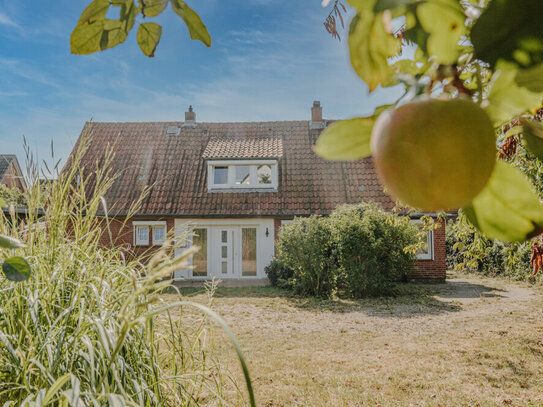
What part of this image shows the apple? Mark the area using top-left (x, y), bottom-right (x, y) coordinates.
top-left (370, 98), bottom-right (496, 211)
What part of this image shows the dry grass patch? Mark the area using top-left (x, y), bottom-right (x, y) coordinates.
top-left (164, 274), bottom-right (543, 406)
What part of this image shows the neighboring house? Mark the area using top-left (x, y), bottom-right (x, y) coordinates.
top-left (0, 154), bottom-right (26, 192)
top-left (74, 102), bottom-right (446, 281)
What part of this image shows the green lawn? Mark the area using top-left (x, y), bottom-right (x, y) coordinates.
top-left (164, 273), bottom-right (543, 406)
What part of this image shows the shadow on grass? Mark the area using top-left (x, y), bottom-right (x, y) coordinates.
top-left (171, 280), bottom-right (509, 318)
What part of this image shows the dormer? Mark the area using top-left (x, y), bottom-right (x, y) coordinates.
top-left (203, 136), bottom-right (283, 192)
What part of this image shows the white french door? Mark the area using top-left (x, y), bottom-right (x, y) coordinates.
top-left (214, 228), bottom-right (235, 277)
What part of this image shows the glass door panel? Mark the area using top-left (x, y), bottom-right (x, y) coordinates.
top-left (241, 228), bottom-right (257, 276)
top-left (192, 228), bottom-right (207, 277)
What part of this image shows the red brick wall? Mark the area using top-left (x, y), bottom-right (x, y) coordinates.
top-left (410, 220), bottom-right (446, 280)
top-left (1, 163), bottom-right (25, 192)
top-left (98, 216), bottom-right (175, 260)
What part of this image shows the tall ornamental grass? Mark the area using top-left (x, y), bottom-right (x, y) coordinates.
top-left (0, 140), bottom-right (254, 406)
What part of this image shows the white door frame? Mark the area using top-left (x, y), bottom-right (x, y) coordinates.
top-left (174, 218), bottom-right (275, 280)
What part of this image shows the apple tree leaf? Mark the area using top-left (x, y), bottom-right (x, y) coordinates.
top-left (314, 117), bottom-right (375, 161)
top-left (137, 22), bottom-right (162, 57)
top-left (416, 0), bottom-right (466, 65)
top-left (0, 235), bottom-right (25, 249)
top-left (522, 120), bottom-right (543, 161)
top-left (471, 0), bottom-right (543, 70)
top-left (141, 0), bottom-right (168, 17)
top-left (484, 61), bottom-right (542, 124)
top-left (171, 0), bottom-right (211, 47)
top-left (348, 8), bottom-right (401, 92)
top-left (515, 62), bottom-right (543, 93)
top-left (2, 256), bottom-right (31, 282)
top-left (464, 161), bottom-right (543, 242)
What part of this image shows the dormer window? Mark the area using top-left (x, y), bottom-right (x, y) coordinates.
top-left (208, 160), bottom-right (278, 191)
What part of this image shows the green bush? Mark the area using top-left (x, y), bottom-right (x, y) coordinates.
top-left (274, 204), bottom-right (419, 298)
top-left (265, 258), bottom-right (293, 288)
top-left (446, 212), bottom-right (532, 280)
top-left (275, 216), bottom-right (337, 297)
top-left (331, 204), bottom-right (418, 297)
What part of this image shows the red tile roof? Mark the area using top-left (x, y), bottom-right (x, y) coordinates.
top-left (203, 136), bottom-right (283, 159)
top-left (76, 120), bottom-right (395, 216)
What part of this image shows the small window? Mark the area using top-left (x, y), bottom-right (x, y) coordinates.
top-left (214, 166), bottom-right (228, 184)
top-left (152, 226), bottom-right (166, 245)
top-left (134, 221), bottom-right (166, 247)
top-left (208, 160), bottom-right (277, 191)
top-left (135, 226), bottom-right (149, 246)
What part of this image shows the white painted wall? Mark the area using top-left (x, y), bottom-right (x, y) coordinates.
top-left (173, 218), bottom-right (275, 280)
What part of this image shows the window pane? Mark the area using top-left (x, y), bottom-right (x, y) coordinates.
top-left (137, 226), bottom-right (149, 244)
top-left (222, 261), bottom-right (228, 274)
top-left (235, 165), bottom-right (251, 185)
top-left (192, 228), bottom-right (207, 276)
top-left (153, 226), bottom-right (165, 244)
top-left (221, 230), bottom-right (228, 243)
top-left (214, 167), bottom-right (228, 184)
top-left (222, 246), bottom-right (227, 258)
top-left (242, 228), bottom-right (257, 276)
top-left (257, 165), bottom-right (272, 184)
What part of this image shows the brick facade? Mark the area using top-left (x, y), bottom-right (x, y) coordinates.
top-left (411, 220), bottom-right (446, 280)
top-left (100, 216), bottom-right (445, 280)
top-left (1, 162), bottom-right (25, 192)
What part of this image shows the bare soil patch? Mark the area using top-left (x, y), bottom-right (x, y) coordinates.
top-left (165, 273), bottom-right (543, 406)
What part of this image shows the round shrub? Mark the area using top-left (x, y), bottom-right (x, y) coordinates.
top-left (265, 258), bottom-right (293, 288)
top-left (330, 204), bottom-right (418, 297)
top-left (275, 216), bottom-right (337, 298)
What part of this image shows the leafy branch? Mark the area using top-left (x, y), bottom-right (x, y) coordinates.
top-left (71, 0), bottom-right (211, 57)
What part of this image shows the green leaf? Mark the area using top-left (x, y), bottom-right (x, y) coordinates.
top-left (71, 17), bottom-right (106, 55)
top-left (464, 161), bottom-right (543, 242)
top-left (416, 0), bottom-right (466, 64)
top-left (141, 0), bottom-right (168, 17)
top-left (0, 234), bottom-right (25, 249)
top-left (72, 0), bottom-right (138, 54)
top-left (349, 9), bottom-right (401, 91)
top-left (137, 22), bottom-right (162, 57)
top-left (76, 0), bottom-right (110, 25)
top-left (471, 0), bottom-right (543, 70)
top-left (2, 256), bottom-right (31, 282)
top-left (522, 120), bottom-right (543, 160)
top-left (100, 19), bottom-right (129, 50)
top-left (515, 62), bottom-right (543, 92)
top-left (170, 0), bottom-right (211, 47)
top-left (314, 117), bottom-right (375, 161)
top-left (484, 61), bottom-right (542, 124)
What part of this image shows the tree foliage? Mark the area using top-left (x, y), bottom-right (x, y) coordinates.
top-left (316, 0), bottom-right (543, 243)
top-left (71, 0), bottom-right (211, 57)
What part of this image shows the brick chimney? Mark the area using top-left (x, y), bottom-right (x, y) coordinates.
top-left (184, 105), bottom-right (196, 127)
top-left (310, 101), bottom-right (324, 129)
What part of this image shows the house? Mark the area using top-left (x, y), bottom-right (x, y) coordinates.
top-left (0, 154), bottom-right (26, 192)
top-left (74, 102), bottom-right (446, 281)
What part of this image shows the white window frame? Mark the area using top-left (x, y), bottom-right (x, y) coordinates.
top-left (207, 160), bottom-right (278, 191)
top-left (133, 221), bottom-right (167, 246)
top-left (411, 219), bottom-right (434, 260)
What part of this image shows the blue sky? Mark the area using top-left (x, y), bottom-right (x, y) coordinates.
top-left (0, 0), bottom-right (402, 172)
